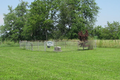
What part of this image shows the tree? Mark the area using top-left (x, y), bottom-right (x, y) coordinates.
top-left (22, 0), bottom-right (54, 40)
top-left (14, 0), bottom-right (28, 41)
top-left (56, 0), bottom-right (99, 39)
top-left (1, 6), bottom-right (16, 41)
top-left (94, 25), bottom-right (103, 39)
top-left (94, 21), bottom-right (120, 39)
top-left (0, 1), bottom-right (28, 41)
top-left (106, 21), bottom-right (120, 39)
top-left (0, 0), bottom-right (100, 41)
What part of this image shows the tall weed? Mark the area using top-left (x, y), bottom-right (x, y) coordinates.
top-left (0, 40), bottom-right (19, 47)
top-left (96, 40), bottom-right (120, 48)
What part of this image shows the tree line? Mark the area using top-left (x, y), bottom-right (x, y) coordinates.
top-left (94, 21), bottom-right (120, 39)
top-left (0, 0), bottom-right (101, 41)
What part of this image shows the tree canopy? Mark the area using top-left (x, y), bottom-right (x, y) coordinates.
top-left (0, 0), bottom-right (100, 41)
top-left (0, 1), bottom-right (28, 41)
top-left (94, 21), bottom-right (120, 39)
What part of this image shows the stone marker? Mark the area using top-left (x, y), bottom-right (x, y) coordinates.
top-left (54, 46), bottom-right (61, 52)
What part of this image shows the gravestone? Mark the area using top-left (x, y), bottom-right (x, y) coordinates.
top-left (54, 46), bottom-right (61, 52)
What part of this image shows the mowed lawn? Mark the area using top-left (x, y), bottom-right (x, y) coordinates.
top-left (0, 47), bottom-right (120, 80)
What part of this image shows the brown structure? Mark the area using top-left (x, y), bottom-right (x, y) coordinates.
top-left (78, 30), bottom-right (89, 50)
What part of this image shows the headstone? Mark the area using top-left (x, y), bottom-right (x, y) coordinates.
top-left (54, 46), bottom-right (61, 52)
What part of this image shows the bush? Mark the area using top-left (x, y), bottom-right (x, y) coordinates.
top-left (88, 40), bottom-right (94, 50)
top-left (0, 40), bottom-right (19, 47)
top-left (87, 37), bottom-right (94, 50)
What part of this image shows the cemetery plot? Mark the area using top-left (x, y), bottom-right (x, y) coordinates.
top-left (19, 40), bottom-right (80, 51)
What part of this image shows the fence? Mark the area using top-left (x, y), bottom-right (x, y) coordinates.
top-left (19, 40), bottom-right (78, 51)
top-left (19, 40), bottom-right (97, 51)
top-left (19, 40), bottom-right (77, 51)
top-left (19, 41), bottom-right (45, 51)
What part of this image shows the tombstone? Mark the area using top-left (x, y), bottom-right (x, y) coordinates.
top-left (54, 46), bottom-right (61, 52)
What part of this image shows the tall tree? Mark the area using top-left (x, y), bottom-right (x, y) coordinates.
top-left (0, 0), bottom-right (100, 41)
top-left (0, 1), bottom-right (28, 41)
top-left (14, 0), bottom-right (28, 41)
top-left (1, 6), bottom-right (16, 41)
top-left (22, 0), bottom-right (54, 40)
top-left (56, 0), bottom-right (99, 39)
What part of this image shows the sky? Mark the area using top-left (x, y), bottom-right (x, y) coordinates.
top-left (0, 0), bottom-right (120, 27)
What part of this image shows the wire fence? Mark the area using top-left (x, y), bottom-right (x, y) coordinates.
top-left (19, 40), bottom-right (80, 51)
top-left (1, 39), bottom-right (120, 49)
top-left (19, 40), bottom-right (96, 51)
top-left (19, 41), bottom-right (45, 51)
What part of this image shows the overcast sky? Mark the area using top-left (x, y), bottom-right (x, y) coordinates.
top-left (0, 0), bottom-right (120, 27)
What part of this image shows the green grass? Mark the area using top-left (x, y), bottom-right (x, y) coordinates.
top-left (0, 47), bottom-right (120, 80)
top-left (96, 40), bottom-right (120, 48)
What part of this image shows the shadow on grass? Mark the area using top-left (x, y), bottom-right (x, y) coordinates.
top-left (19, 47), bottom-right (93, 53)
top-left (77, 49), bottom-right (89, 51)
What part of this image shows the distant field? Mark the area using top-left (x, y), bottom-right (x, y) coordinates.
top-left (96, 40), bottom-right (120, 48)
top-left (0, 47), bottom-right (120, 80)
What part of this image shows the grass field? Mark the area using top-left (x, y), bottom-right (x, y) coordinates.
top-left (96, 40), bottom-right (120, 48)
top-left (0, 46), bottom-right (120, 80)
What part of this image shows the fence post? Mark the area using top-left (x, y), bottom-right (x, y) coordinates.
top-left (1, 39), bottom-right (2, 45)
top-left (65, 41), bottom-right (66, 48)
top-left (56, 41), bottom-right (57, 47)
top-left (25, 41), bottom-right (27, 50)
top-left (31, 43), bottom-right (33, 51)
top-left (19, 40), bottom-right (21, 48)
top-left (78, 41), bottom-right (79, 50)
top-left (44, 41), bottom-right (46, 51)
top-left (95, 40), bottom-right (96, 49)
top-left (38, 41), bottom-right (39, 51)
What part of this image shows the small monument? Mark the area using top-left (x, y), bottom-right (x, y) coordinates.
top-left (54, 46), bottom-right (61, 52)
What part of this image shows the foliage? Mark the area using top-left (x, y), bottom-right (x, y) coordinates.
top-left (0, 40), bottom-right (19, 47)
top-left (22, 0), bottom-right (54, 40)
top-left (57, 0), bottom-right (99, 39)
top-left (94, 21), bottom-right (120, 39)
top-left (87, 37), bottom-right (94, 49)
top-left (0, 1), bottom-right (28, 41)
top-left (0, 0), bottom-right (99, 41)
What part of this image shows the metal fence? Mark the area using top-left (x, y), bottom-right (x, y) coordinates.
top-left (19, 41), bottom-right (45, 51)
top-left (19, 40), bottom-right (97, 51)
top-left (19, 40), bottom-right (81, 51)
